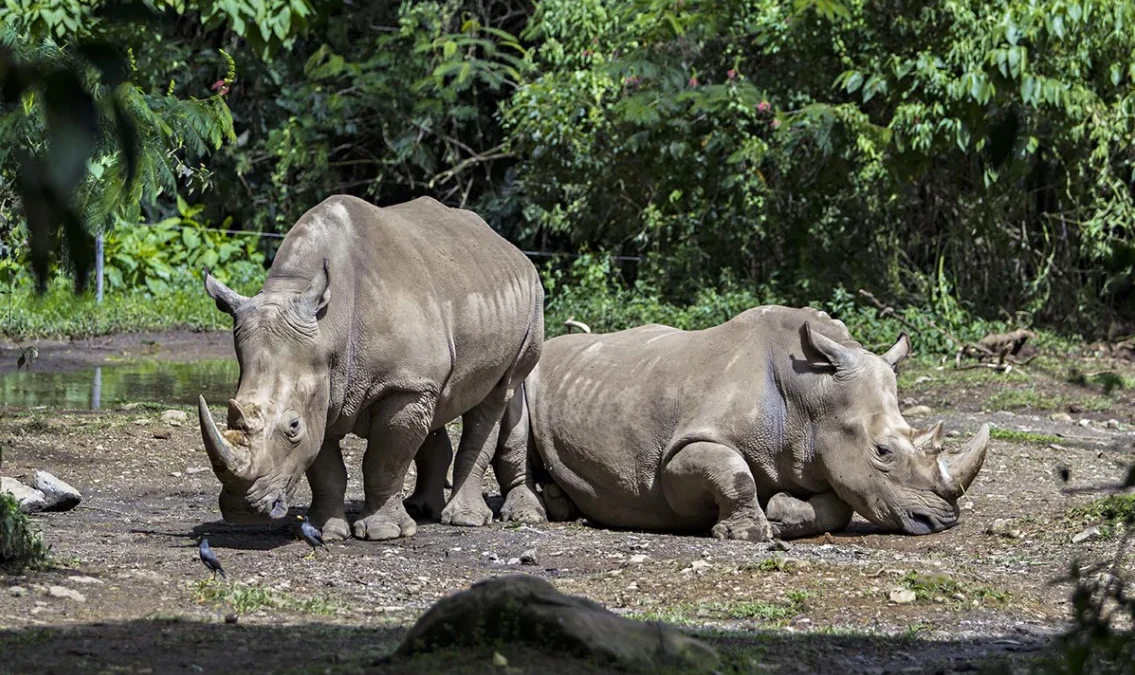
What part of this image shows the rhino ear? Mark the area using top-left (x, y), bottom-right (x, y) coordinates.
top-left (881, 332), bottom-right (911, 370)
top-left (204, 268), bottom-right (248, 316)
top-left (297, 258), bottom-right (331, 319)
top-left (912, 421), bottom-right (944, 453)
top-left (802, 322), bottom-right (858, 371)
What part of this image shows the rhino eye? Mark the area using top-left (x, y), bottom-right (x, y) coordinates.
top-left (875, 445), bottom-right (893, 460)
top-left (283, 414), bottom-right (303, 440)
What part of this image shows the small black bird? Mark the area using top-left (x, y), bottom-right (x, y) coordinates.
top-left (199, 537), bottom-right (226, 580)
top-left (297, 516), bottom-right (328, 555)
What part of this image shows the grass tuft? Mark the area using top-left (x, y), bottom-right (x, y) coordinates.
top-left (190, 579), bottom-right (337, 616)
top-left (0, 493), bottom-right (51, 572)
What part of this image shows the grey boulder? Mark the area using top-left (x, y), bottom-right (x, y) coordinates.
top-left (392, 574), bottom-right (719, 672)
top-left (32, 471), bottom-right (82, 511)
top-left (0, 477), bottom-right (47, 513)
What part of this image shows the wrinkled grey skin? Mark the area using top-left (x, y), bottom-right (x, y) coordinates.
top-left (494, 306), bottom-right (988, 541)
top-left (199, 195), bottom-right (543, 541)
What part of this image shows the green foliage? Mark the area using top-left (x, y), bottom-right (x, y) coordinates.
top-left (988, 427), bottom-right (1062, 445)
top-left (191, 578), bottom-right (336, 616)
top-left (0, 492), bottom-right (50, 572)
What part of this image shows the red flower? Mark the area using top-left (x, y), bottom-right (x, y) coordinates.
top-left (757, 101), bottom-right (771, 113)
top-left (727, 69), bottom-right (737, 80)
top-left (211, 80), bottom-right (230, 96)
top-left (770, 118), bottom-right (781, 129)
top-left (625, 75), bottom-right (641, 86)
top-left (688, 76), bottom-right (699, 87)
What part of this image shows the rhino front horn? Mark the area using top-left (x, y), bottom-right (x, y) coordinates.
top-left (940, 423), bottom-right (989, 495)
top-left (199, 395), bottom-right (250, 479)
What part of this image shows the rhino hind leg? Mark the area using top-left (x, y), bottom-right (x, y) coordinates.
top-left (354, 392), bottom-right (433, 541)
top-left (403, 429), bottom-right (452, 521)
top-left (441, 396), bottom-right (507, 527)
top-left (765, 491), bottom-right (853, 540)
top-left (305, 437), bottom-right (351, 542)
top-left (494, 387), bottom-right (547, 524)
top-left (539, 482), bottom-right (579, 522)
top-left (662, 442), bottom-right (773, 542)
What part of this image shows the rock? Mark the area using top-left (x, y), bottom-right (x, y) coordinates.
top-left (1106, 419), bottom-right (1120, 429)
top-left (506, 557), bottom-right (521, 566)
top-left (224, 613), bottom-right (239, 624)
top-left (492, 652), bottom-right (508, 667)
top-left (1049, 413), bottom-right (1073, 423)
top-left (32, 470), bottom-right (82, 512)
top-left (986, 518), bottom-right (1013, 536)
top-left (170, 471), bottom-right (183, 478)
top-left (185, 466), bottom-right (210, 475)
top-left (1, 476), bottom-right (47, 513)
top-left (889, 589), bottom-right (917, 604)
top-left (626, 554), bottom-right (649, 565)
top-left (152, 427), bottom-right (172, 440)
top-left (8, 586), bottom-right (28, 597)
top-left (68, 576), bottom-right (103, 585)
top-left (47, 586), bottom-right (86, 603)
top-left (1078, 418), bottom-right (1092, 427)
top-left (913, 376), bottom-right (933, 385)
top-left (771, 539), bottom-right (792, 552)
top-left (392, 575), bottom-right (719, 672)
top-left (161, 410), bottom-right (188, 426)
top-left (520, 549), bottom-right (538, 566)
top-left (1072, 526), bottom-right (1101, 544)
top-left (902, 405), bottom-right (933, 418)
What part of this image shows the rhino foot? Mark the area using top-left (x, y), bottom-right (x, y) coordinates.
top-left (711, 517), bottom-right (773, 542)
top-left (353, 508), bottom-right (418, 540)
top-left (500, 486), bottom-right (547, 524)
top-left (540, 482), bottom-right (580, 522)
top-left (317, 516), bottom-right (351, 542)
top-left (403, 491), bottom-right (445, 522)
top-left (440, 496), bottom-right (493, 527)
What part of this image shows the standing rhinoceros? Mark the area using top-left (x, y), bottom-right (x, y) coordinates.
top-left (493, 306), bottom-right (988, 540)
top-left (198, 195), bottom-right (543, 541)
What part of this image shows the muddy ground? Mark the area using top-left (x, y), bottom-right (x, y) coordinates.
top-left (1, 331), bottom-right (1134, 674)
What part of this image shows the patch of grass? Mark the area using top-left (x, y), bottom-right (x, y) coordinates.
top-left (191, 580), bottom-right (337, 616)
top-left (898, 572), bottom-right (1010, 605)
top-left (0, 493), bottom-right (51, 572)
top-left (989, 427), bottom-right (1063, 445)
top-left (728, 590), bottom-right (809, 622)
top-left (1067, 369), bottom-right (1135, 395)
top-left (629, 603), bottom-right (702, 627)
top-left (739, 556), bottom-right (795, 573)
top-left (985, 387), bottom-right (1111, 412)
top-left (1068, 494), bottom-right (1135, 535)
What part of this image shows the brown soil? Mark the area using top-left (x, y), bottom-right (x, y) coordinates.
top-left (1, 332), bottom-right (1133, 674)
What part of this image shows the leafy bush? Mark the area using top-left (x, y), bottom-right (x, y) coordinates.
top-left (0, 493), bottom-right (50, 573)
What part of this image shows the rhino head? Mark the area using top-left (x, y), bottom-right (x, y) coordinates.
top-left (802, 323), bottom-right (988, 535)
top-left (198, 262), bottom-right (333, 523)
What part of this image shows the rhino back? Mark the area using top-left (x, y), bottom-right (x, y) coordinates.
top-left (528, 306), bottom-right (853, 528)
top-left (268, 195), bottom-right (542, 430)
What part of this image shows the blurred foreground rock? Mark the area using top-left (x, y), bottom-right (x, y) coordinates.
top-left (1, 471), bottom-right (81, 513)
top-left (391, 574), bottom-right (719, 672)
top-left (1, 477), bottom-right (47, 513)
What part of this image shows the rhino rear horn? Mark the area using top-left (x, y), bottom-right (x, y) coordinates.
top-left (204, 269), bottom-right (249, 315)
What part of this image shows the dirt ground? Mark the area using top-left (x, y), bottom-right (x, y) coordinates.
top-left (1, 330), bottom-right (1134, 674)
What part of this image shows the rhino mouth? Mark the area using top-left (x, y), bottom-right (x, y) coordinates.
top-left (903, 509), bottom-right (958, 535)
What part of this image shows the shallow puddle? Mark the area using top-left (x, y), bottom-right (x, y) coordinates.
top-left (0, 359), bottom-right (237, 409)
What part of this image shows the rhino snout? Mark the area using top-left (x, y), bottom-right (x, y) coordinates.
top-left (903, 506), bottom-right (959, 535)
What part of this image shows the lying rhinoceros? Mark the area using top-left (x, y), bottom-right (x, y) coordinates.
top-left (493, 306), bottom-right (988, 540)
top-left (198, 195), bottom-right (543, 541)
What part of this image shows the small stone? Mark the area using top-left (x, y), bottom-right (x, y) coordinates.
top-left (224, 613), bottom-right (239, 624)
top-left (170, 471), bottom-right (183, 478)
top-left (520, 549), bottom-right (538, 566)
top-left (902, 405), bottom-right (933, 418)
top-left (1106, 419), bottom-right (1120, 429)
top-left (1072, 526), bottom-right (1101, 544)
top-left (1049, 413), bottom-right (1073, 423)
top-left (152, 427), bottom-right (172, 440)
top-left (986, 518), bottom-right (1012, 536)
top-left (690, 559), bottom-right (711, 571)
top-left (32, 470), bottom-right (82, 512)
top-left (68, 576), bottom-right (104, 585)
top-left (186, 467), bottom-right (210, 475)
top-left (492, 652), bottom-right (508, 667)
top-left (889, 589), bottom-right (917, 604)
top-left (506, 557), bottom-right (521, 566)
top-left (946, 430), bottom-right (961, 438)
top-left (160, 410), bottom-right (188, 426)
top-left (626, 554), bottom-right (649, 565)
top-left (8, 586), bottom-right (28, 597)
top-left (47, 586), bottom-right (86, 603)
top-left (771, 539), bottom-right (792, 552)
top-left (913, 376), bottom-right (933, 385)
top-left (0, 477), bottom-right (47, 513)
top-left (1078, 419), bottom-right (1092, 428)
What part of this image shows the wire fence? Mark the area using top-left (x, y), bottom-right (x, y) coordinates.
top-left (91, 221), bottom-right (642, 303)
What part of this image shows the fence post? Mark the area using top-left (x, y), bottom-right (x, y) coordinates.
top-left (95, 232), bottom-right (104, 304)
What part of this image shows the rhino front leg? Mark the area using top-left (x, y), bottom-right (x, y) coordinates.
top-left (403, 429), bottom-right (452, 521)
top-left (766, 491), bottom-right (853, 540)
top-left (494, 387), bottom-right (546, 524)
top-left (354, 392), bottom-right (433, 541)
top-left (662, 442), bottom-right (773, 542)
top-left (305, 436), bottom-right (351, 542)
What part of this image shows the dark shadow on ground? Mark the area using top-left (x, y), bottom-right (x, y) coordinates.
top-left (0, 617), bottom-right (1054, 674)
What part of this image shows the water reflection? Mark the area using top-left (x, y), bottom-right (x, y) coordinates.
top-left (0, 359), bottom-right (238, 409)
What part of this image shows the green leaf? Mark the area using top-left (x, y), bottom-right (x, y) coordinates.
top-left (843, 71), bottom-right (864, 93)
